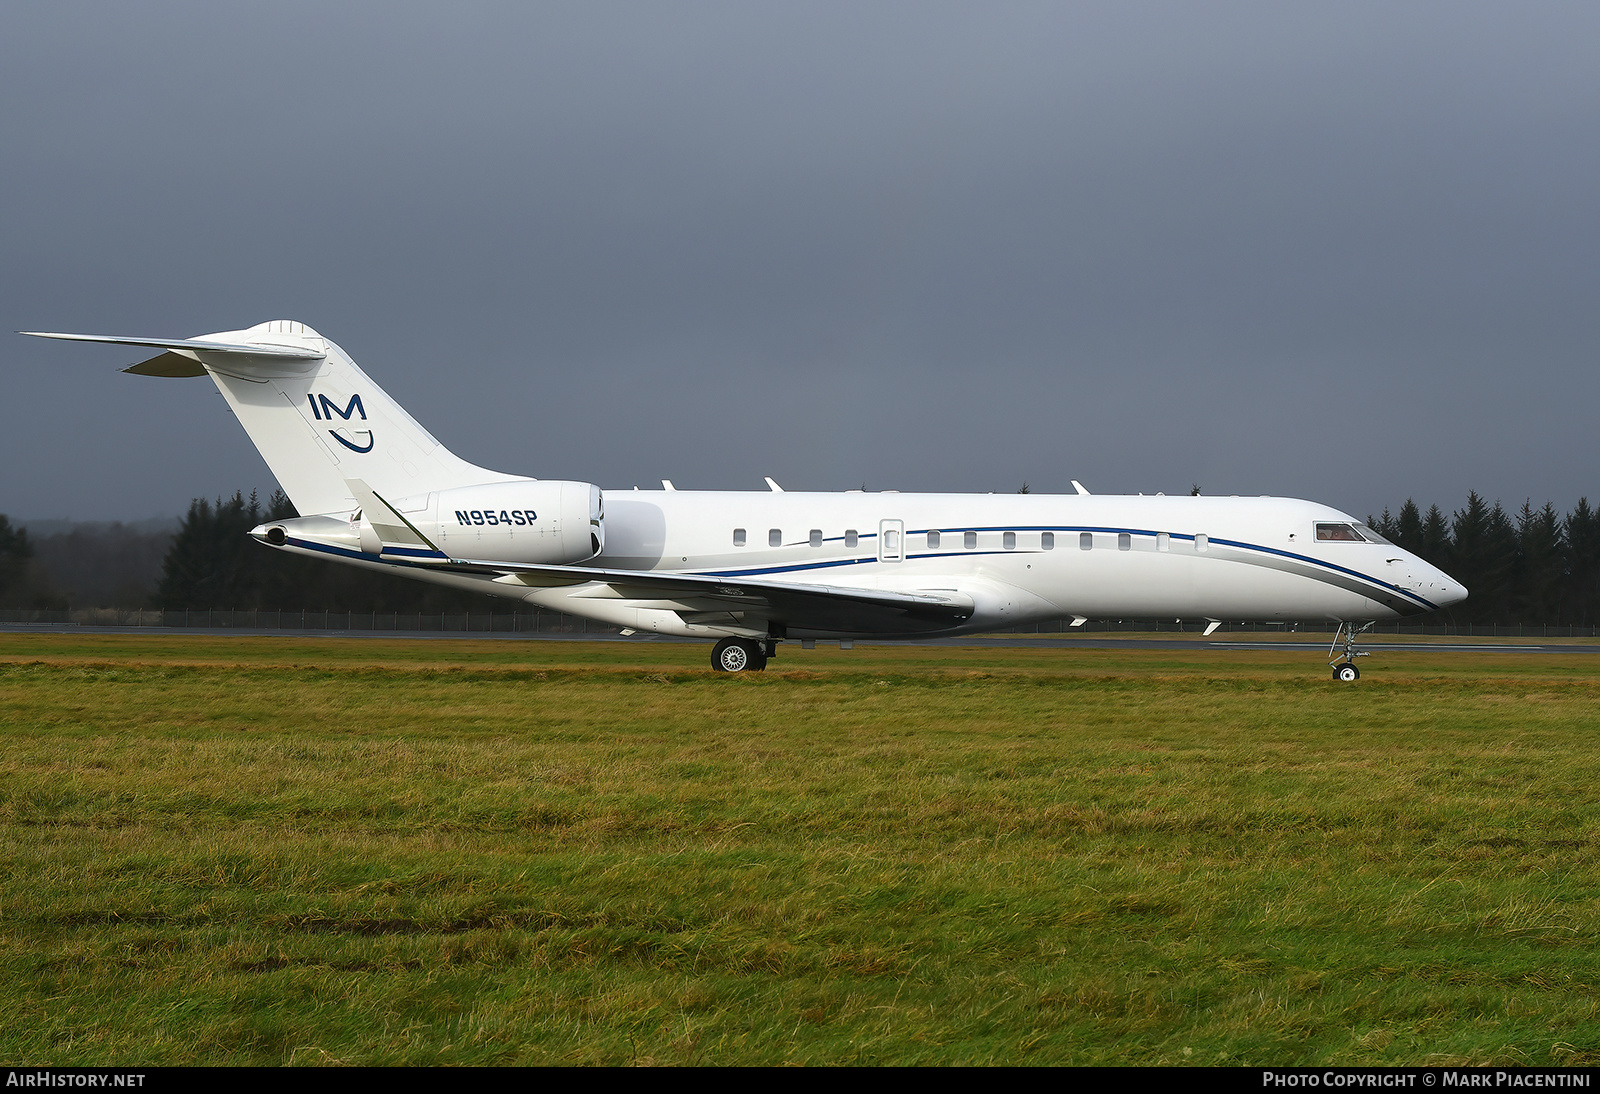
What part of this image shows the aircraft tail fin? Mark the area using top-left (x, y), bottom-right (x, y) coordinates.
top-left (22, 321), bottom-right (516, 516)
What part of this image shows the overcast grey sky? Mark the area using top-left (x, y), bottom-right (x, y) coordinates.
top-left (4, 2), bottom-right (1596, 523)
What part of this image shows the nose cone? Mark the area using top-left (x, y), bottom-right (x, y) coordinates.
top-left (1390, 552), bottom-right (1467, 612)
top-left (1417, 558), bottom-right (1467, 608)
top-left (1437, 574), bottom-right (1469, 608)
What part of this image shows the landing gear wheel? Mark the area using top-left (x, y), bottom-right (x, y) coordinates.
top-left (712, 638), bottom-right (765, 672)
top-left (1327, 621), bottom-right (1373, 682)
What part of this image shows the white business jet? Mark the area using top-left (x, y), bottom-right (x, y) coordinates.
top-left (22, 321), bottom-right (1466, 678)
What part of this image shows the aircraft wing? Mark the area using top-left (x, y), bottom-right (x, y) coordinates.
top-left (452, 556), bottom-right (975, 634)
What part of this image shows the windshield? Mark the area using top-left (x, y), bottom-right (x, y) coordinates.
top-left (1316, 522), bottom-right (1372, 543)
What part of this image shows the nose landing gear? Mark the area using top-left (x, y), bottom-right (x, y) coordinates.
top-left (1329, 621), bottom-right (1373, 681)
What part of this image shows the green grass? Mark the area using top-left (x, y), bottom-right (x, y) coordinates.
top-left (2, 634), bottom-right (1598, 1065)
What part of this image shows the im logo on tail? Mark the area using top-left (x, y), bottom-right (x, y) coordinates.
top-left (307, 393), bottom-right (373, 453)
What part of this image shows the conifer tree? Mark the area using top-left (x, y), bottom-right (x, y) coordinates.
top-left (1565, 498), bottom-right (1600, 626)
top-left (0, 514), bottom-right (63, 609)
top-left (1419, 504), bottom-right (1451, 568)
top-left (1395, 499), bottom-right (1424, 555)
top-left (156, 492), bottom-right (271, 609)
top-left (1515, 501), bottom-right (1565, 624)
top-left (0, 515), bottom-right (31, 601)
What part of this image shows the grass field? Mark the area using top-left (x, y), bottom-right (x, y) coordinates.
top-left (2, 633), bottom-right (1598, 1066)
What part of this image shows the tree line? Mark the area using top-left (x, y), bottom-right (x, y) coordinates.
top-left (5, 488), bottom-right (1600, 624)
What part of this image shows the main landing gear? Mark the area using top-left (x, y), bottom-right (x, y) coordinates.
top-left (712, 637), bottom-right (778, 672)
top-left (1328, 621), bottom-right (1374, 682)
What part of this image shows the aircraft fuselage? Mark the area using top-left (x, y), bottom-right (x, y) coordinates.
top-left (266, 485), bottom-right (1463, 640)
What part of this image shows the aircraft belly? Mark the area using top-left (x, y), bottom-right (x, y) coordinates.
top-left (1028, 548), bottom-right (1404, 622)
top-left (1039, 554), bottom-right (1195, 619)
top-left (1185, 562), bottom-right (1395, 620)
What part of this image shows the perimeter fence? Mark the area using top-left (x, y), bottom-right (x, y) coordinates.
top-left (2, 608), bottom-right (1597, 639)
top-left (0, 608), bottom-right (620, 634)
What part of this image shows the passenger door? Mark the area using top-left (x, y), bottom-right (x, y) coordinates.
top-left (878, 518), bottom-right (904, 563)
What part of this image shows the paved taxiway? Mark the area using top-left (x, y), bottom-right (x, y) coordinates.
top-left (3, 622), bottom-right (1597, 655)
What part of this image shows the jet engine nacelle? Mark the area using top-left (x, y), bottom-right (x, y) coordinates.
top-left (427, 480), bottom-right (603, 564)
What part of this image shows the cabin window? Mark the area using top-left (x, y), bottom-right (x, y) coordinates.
top-left (845, 529), bottom-right (858, 548)
top-left (924, 530), bottom-right (938, 549)
top-left (809, 529), bottom-right (822, 547)
top-left (733, 528), bottom-right (746, 547)
top-left (1195, 534), bottom-right (1209, 553)
top-left (1003, 531), bottom-right (1016, 550)
top-left (1157, 532), bottom-right (1170, 552)
top-left (1041, 532), bottom-right (1054, 550)
top-left (769, 529), bottom-right (782, 547)
top-left (1080, 532), bottom-right (1093, 551)
top-left (1316, 522), bottom-right (1369, 542)
top-left (1118, 532), bottom-right (1131, 551)
top-left (964, 530), bottom-right (977, 550)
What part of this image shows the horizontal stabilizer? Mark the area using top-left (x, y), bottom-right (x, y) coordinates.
top-left (20, 331), bottom-right (326, 361)
top-left (20, 319), bottom-right (515, 520)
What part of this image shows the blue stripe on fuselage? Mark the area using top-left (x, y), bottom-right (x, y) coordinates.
top-left (285, 523), bottom-right (1438, 614)
top-left (698, 526), bottom-right (1437, 612)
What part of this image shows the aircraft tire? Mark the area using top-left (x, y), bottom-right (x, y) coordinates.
top-left (1333, 663), bottom-right (1360, 682)
top-left (712, 638), bottom-right (764, 672)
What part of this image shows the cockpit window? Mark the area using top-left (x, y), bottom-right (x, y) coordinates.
top-left (1316, 522), bottom-right (1370, 542)
top-left (1356, 523), bottom-right (1394, 546)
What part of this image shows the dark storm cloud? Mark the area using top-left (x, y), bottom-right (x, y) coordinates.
top-left (3, 2), bottom-right (1597, 520)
